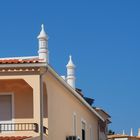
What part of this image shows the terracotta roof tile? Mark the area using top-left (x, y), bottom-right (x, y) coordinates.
top-left (0, 136), bottom-right (31, 140)
top-left (0, 58), bottom-right (43, 64)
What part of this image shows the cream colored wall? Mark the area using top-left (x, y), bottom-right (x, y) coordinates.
top-left (44, 72), bottom-right (99, 140)
top-left (0, 74), bottom-right (41, 137)
top-left (0, 69), bottom-right (103, 140)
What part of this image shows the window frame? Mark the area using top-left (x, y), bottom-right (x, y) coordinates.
top-left (0, 93), bottom-right (14, 123)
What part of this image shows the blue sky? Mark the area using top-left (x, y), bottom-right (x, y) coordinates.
top-left (0, 0), bottom-right (140, 135)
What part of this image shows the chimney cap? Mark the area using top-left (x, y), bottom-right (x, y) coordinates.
top-left (66, 55), bottom-right (75, 68)
top-left (37, 24), bottom-right (48, 40)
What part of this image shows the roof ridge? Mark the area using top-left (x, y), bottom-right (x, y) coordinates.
top-left (0, 56), bottom-right (38, 60)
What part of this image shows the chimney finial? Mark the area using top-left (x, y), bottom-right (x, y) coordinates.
top-left (41, 24), bottom-right (44, 29)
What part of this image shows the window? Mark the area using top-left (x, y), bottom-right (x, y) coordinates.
top-left (0, 95), bottom-right (12, 121)
top-left (82, 121), bottom-right (86, 140)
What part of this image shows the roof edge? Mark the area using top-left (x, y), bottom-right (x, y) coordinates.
top-left (46, 64), bottom-right (105, 122)
top-left (0, 56), bottom-right (39, 60)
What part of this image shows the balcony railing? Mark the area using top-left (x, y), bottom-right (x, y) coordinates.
top-left (0, 123), bottom-right (38, 133)
top-left (43, 126), bottom-right (48, 135)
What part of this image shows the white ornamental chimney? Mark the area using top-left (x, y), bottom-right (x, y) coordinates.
top-left (37, 24), bottom-right (49, 63)
top-left (66, 55), bottom-right (76, 89)
top-left (130, 128), bottom-right (133, 136)
top-left (138, 128), bottom-right (140, 136)
top-left (122, 130), bottom-right (125, 135)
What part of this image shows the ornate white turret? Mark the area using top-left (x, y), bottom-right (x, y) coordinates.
top-left (130, 128), bottom-right (133, 136)
top-left (37, 24), bottom-right (49, 63)
top-left (122, 130), bottom-right (125, 135)
top-left (66, 55), bottom-right (76, 89)
top-left (138, 128), bottom-right (140, 136)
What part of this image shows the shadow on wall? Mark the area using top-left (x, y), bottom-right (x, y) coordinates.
top-left (0, 79), bottom-right (33, 119)
top-left (43, 82), bottom-right (48, 118)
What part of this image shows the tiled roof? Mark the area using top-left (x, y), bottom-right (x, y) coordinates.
top-left (108, 135), bottom-right (140, 139)
top-left (0, 136), bottom-right (31, 140)
top-left (0, 58), bottom-right (42, 64)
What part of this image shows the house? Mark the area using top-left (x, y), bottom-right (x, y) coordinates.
top-left (108, 128), bottom-right (140, 140)
top-left (0, 24), bottom-right (110, 140)
top-left (108, 134), bottom-right (140, 140)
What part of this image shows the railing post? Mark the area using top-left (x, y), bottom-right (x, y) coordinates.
top-left (34, 123), bottom-right (39, 133)
top-left (0, 124), bottom-right (1, 133)
top-left (0, 123), bottom-right (39, 132)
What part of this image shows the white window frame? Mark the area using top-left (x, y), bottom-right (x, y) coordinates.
top-left (81, 118), bottom-right (87, 140)
top-left (73, 112), bottom-right (77, 136)
top-left (81, 118), bottom-right (87, 130)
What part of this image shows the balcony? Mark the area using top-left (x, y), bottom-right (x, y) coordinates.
top-left (0, 123), bottom-right (38, 133)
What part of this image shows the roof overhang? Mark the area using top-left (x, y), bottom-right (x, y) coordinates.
top-left (0, 62), bottom-right (47, 68)
top-left (46, 64), bottom-right (105, 121)
top-left (0, 61), bottom-right (105, 122)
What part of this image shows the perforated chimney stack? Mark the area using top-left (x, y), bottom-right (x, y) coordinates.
top-left (37, 24), bottom-right (49, 63)
top-left (130, 128), bottom-right (133, 136)
top-left (122, 130), bottom-right (125, 135)
top-left (66, 55), bottom-right (76, 89)
top-left (138, 128), bottom-right (140, 136)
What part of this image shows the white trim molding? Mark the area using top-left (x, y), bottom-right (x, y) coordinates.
top-left (81, 118), bottom-right (87, 130)
top-left (73, 112), bottom-right (77, 136)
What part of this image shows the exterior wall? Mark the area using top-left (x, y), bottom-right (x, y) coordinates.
top-left (99, 132), bottom-right (107, 140)
top-left (0, 69), bottom-right (105, 140)
top-left (0, 74), bottom-right (41, 137)
top-left (0, 79), bottom-right (33, 119)
top-left (44, 72), bottom-right (99, 140)
top-left (96, 110), bottom-right (110, 140)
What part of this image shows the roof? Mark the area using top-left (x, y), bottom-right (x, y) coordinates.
top-left (95, 107), bottom-right (111, 118)
top-left (108, 135), bottom-right (140, 139)
top-left (0, 58), bottom-right (41, 64)
top-left (0, 56), bottom-right (105, 122)
top-left (46, 65), bottom-right (105, 121)
top-left (0, 56), bottom-right (44, 64)
top-left (0, 136), bottom-right (31, 140)
top-left (0, 56), bottom-right (47, 69)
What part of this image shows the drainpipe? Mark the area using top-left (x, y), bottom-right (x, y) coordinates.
top-left (98, 121), bottom-right (100, 140)
top-left (40, 67), bottom-right (48, 140)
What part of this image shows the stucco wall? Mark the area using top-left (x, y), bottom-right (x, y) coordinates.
top-left (0, 74), bottom-right (40, 137)
top-left (44, 72), bottom-right (99, 140)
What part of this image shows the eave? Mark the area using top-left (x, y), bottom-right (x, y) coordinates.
top-left (0, 61), bottom-right (105, 122)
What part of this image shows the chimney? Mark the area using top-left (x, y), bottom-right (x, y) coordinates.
top-left (138, 128), bottom-right (140, 136)
top-left (122, 130), bottom-right (125, 135)
top-left (66, 55), bottom-right (76, 89)
top-left (37, 24), bottom-right (49, 63)
top-left (61, 75), bottom-right (66, 80)
top-left (130, 128), bottom-right (133, 136)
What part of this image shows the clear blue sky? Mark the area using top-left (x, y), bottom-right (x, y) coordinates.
top-left (0, 0), bottom-right (140, 135)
